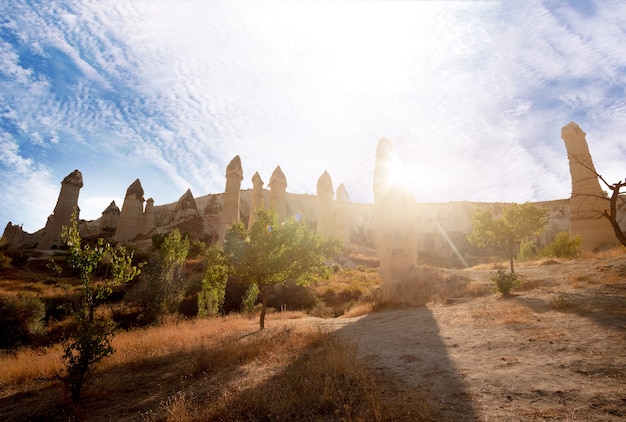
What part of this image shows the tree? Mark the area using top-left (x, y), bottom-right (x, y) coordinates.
top-left (53, 213), bottom-right (142, 401)
top-left (197, 243), bottom-right (229, 317)
top-left (129, 229), bottom-right (189, 323)
top-left (468, 202), bottom-right (547, 273)
top-left (224, 208), bottom-right (341, 330)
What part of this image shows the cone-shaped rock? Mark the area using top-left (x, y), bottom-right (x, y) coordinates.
top-left (316, 171), bottom-right (334, 237)
top-left (38, 170), bottom-right (83, 249)
top-left (114, 179), bottom-right (145, 242)
top-left (219, 155), bottom-right (243, 241)
top-left (269, 166), bottom-right (288, 223)
top-left (248, 171), bottom-right (264, 227)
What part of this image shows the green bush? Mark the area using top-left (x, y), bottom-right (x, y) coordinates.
top-left (541, 231), bottom-right (581, 258)
top-left (490, 268), bottom-right (520, 296)
top-left (0, 294), bottom-right (46, 349)
top-left (517, 239), bottom-right (539, 262)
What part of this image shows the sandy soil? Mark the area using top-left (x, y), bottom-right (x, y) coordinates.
top-left (326, 256), bottom-right (626, 421)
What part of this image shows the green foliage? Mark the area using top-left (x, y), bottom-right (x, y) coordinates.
top-left (197, 244), bottom-right (229, 317)
top-left (128, 229), bottom-right (190, 324)
top-left (468, 202), bottom-right (547, 273)
top-left (224, 208), bottom-right (342, 329)
top-left (241, 283), bottom-right (260, 313)
top-left (0, 294), bottom-right (46, 349)
top-left (541, 231), bottom-right (582, 259)
top-left (490, 268), bottom-right (520, 296)
top-left (54, 213), bottom-right (141, 401)
top-left (517, 239), bottom-right (539, 262)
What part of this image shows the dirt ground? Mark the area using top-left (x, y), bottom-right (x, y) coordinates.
top-left (325, 255), bottom-right (626, 421)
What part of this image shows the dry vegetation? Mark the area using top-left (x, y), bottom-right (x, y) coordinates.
top-left (2, 248), bottom-right (626, 420)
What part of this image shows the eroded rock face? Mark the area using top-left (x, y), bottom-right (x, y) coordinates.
top-left (561, 122), bottom-right (617, 250)
top-left (114, 179), bottom-right (145, 243)
top-left (334, 183), bottom-right (351, 247)
top-left (269, 166), bottom-right (288, 223)
top-left (248, 171), bottom-right (264, 227)
top-left (219, 156), bottom-right (243, 241)
top-left (316, 171), bottom-right (334, 237)
top-left (38, 170), bottom-right (83, 249)
top-left (99, 201), bottom-right (120, 231)
top-left (372, 139), bottom-right (418, 297)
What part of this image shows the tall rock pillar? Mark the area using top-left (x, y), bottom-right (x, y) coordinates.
top-left (219, 156), bottom-right (243, 241)
top-left (114, 179), bottom-right (145, 243)
top-left (248, 171), bottom-right (264, 227)
top-left (561, 122), bottom-right (616, 250)
top-left (143, 198), bottom-right (155, 235)
top-left (373, 138), bottom-right (418, 298)
top-left (269, 166), bottom-right (288, 223)
top-left (38, 169), bottom-right (83, 249)
top-left (334, 183), bottom-right (351, 247)
top-left (316, 171), bottom-right (334, 237)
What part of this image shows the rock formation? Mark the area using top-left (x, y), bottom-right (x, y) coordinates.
top-left (248, 171), bottom-right (264, 227)
top-left (219, 156), bottom-right (243, 241)
top-left (38, 169), bottom-right (83, 249)
top-left (316, 171), bottom-right (334, 237)
top-left (143, 198), bottom-right (155, 235)
top-left (99, 201), bottom-right (120, 231)
top-left (269, 166), bottom-right (288, 223)
top-left (174, 189), bottom-right (199, 221)
top-left (114, 179), bottom-right (146, 242)
top-left (373, 139), bottom-right (418, 297)
top-left (334, 183), bottom-right (351, 247)
top-left (561, 122), bottom-right (617, 250)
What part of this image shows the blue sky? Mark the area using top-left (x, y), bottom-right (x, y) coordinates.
top-left (2, 0), bottom-right (626, 233)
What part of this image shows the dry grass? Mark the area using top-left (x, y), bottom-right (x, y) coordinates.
top-left (0, 313), bottom-right (438, 421)
top-left (468, 299), bottom-right (536, 324)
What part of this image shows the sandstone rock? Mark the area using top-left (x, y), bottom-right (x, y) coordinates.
top-left (316, 171), bottom-right (334, 237)
top-left (38, 169), bottom-right (83, 249)
top-left (143, 198), bottom-right (155, 235)
top-left (334, 183), bottom-right (351, 247)
top-left (248, 171), bottom-right (264, 227)
top-left (269, 166), bottom-right (288, 223)
top-left (561, 122), bottom-right (617, 250)
top-left (219, 155), bottom-right (243, 241)
top-left (99, 200), bottom-right (120, 231)
top-left (114, 179), bottom-right (146, 243)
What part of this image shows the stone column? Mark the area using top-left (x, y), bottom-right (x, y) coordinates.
top-left (219, 155), bottom-right (243, 241)
top-left (334, 183), bottom-right (351, 247)
top-left (114, 179), bottom-right (145, 243)
top-left (99, 201), bottom-right (120, 232)
top-left (561, 122), bottom-right (616, 250)
top-left (38, 169), bottom-right (83, 249)
top-left (269, 166), bottom-right (288, 223)
top-left (248, 171), bottom-right (264, 227)
top-left (316, 171), bottom-right (334, 237)
top-left (373, 139), bottom-right (418, 297)
top-left (143, 198), bottom-right (155, 235)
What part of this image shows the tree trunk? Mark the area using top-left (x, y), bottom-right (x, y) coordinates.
top-left (509, 256), bottom-right (515, 274)
top-left (603, 182), bottom-right (626, 247)
top-left (259, 287), bottom-right (268, 330)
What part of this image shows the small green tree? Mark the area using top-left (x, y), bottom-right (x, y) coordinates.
top-left (541, 231), bottom-right (582, 258)
top-left (224, 208), bottom-right (341, 329)
top-left (53, 213), bottom-right (141, 401)
top-left (468, 202), bottom-right (547, 273)
top-left (197, 243), bottom-right (229, 317)
top-left (130, 229), bottom-right (189, 323)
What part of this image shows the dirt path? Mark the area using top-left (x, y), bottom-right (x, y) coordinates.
top-left (325, 257), bottom-right (626, 421)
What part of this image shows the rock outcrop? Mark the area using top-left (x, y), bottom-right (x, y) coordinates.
top-left (219, 156), bottom-right (243, 241)
top-left (114, 179), bottom-right (146, 242)
top-left (248, 171), bottom-right (264, 227)
top-left (99, 201), bottom-right (120, 231)
top-left (38, 170), bottom-right (83, 249)
top-left (373, 139), bottom-right (418, 297)
top-left (316, 171), bottom-right (334, 237)
top-left (561, 122), bottom-right (617, 250)
top-left (269, 166), bottom-right (288, 223)
top-left (334, 183), bottom-right (351, 247)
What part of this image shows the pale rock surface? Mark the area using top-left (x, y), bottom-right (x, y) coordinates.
top-left (143, 198), bottom-right (155, 235)
top-left (316, 171), bottom-right (334, 237)
top-left (248, 171), bottom-right (264, 227)
top-left (38, 170), bottom-right (83, 249)
top-left (219, 156), bottom-right (243, 241)
top-left (174, 189), bottom-right (199, 221)
top-left (269, 166), bottom-right (288, 223)
top-left (99, 201), bottom-right (120, 231)
top-left (334, 183), bottom-right (351, 247)
top-left (372, 139), bottom-right (418, 298)
top-left (114, 179), bottom-right (146, 242)
top-left (561, 122), bottom-right (617, 250)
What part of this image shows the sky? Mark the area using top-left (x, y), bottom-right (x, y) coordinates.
top-left (2, 0), bottom-right (626, 233)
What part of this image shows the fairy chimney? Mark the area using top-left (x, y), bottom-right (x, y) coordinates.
top-left (334, 183), bottom-right (351, 247)
top-left (38, 169), bottom-right (83, 249)
top-left (114, 179), bottom-right (145, 242)
top-left (269, 166), bottom-right (288, 223)
top-left (99, 201), bottom-right (120, 231)
top-left (219, 156), bottom-right (243, 241)
top-left (143, 198), bottom-right (155, 235)
top-left (316, 171), bottom-right (334, 237)
top-left (248, 171), bottom-right (264, 227)
top-left (373, 139), bottom-right (418, 296)
top-left (561, 122), bottom-right (617, 250)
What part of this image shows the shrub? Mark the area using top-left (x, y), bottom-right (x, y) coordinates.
top-left (490, 268), bottom-right (520, 296)
top-left (0, 295), bottom-right (46, 349)
top-left (517, 239), bottom-right (539, 262)
top-left (541, 231), bottom-right (581, 258)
